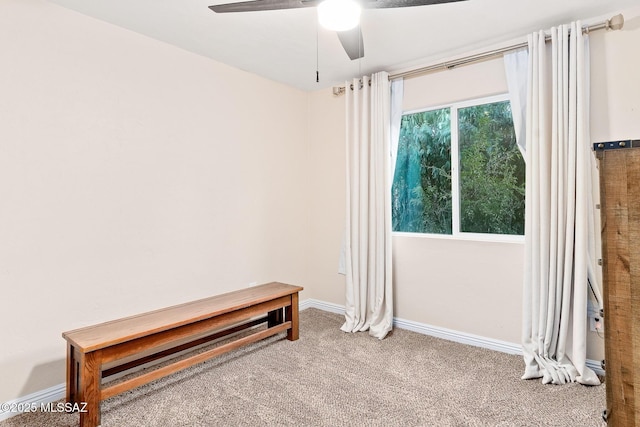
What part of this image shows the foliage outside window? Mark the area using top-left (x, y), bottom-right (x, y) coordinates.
top-left (392, 95), bottom-right (525, 238)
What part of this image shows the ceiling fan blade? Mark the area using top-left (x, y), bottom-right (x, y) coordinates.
top-left (337, 27), bottom-right (365, 61)
top-left (211, 0), bottom-right (465, 60)
top-left (209, 0), bottom-right (319, 13)
top-left (210, 0), bottom-right (466, 12)
top-left (362, 0), bottom-right (467, 9)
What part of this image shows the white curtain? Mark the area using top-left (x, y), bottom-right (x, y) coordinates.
top-left (503, 48), bottom-right (528, 155)
top-left (390, 78), bottom-right (404, 177)
top-left (508, 22), bottom-right (600, 385)
top-left (341, 71), bottom-right (394, 339)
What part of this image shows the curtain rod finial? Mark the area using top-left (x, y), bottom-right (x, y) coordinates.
top-left (607, 14), bottom-right (624, 31)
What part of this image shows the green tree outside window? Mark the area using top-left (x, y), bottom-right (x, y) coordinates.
top-left (392, 98), bottom-right (525, 236)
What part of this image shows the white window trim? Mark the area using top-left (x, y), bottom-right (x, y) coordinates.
top-left (392, 93), bottom-right (524, 243)
top-left (393, 230), bottom-right (525, 244)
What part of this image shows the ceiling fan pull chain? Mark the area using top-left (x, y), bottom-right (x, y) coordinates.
top-left (316, 14), bottom-right (320, 83)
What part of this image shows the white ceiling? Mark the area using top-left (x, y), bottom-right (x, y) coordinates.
top-left (47, 0), bottom-right (638, 91)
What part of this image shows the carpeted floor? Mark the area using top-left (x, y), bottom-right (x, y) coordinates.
top-left (1, 308), bottom-right (606, 426)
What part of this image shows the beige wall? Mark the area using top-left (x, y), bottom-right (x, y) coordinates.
top-left (0, 0), bottom-right (309, 402)
top-left (305, 5), bottom-right (640, 362)
top-left (305, 89), bottom-right (347, 305)
top-left (395, 58), bottom-right (524, 344)
top-left (587, 6), bottom-right (640, 360)
top-left (2, 0), bottom-right (639, 406)
top-left (590, 9), bottom-right (640, 143)
top-left (304, 58), bottom-right (526, 342)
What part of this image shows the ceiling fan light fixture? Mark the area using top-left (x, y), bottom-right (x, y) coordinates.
top-left (317, 0), bottom-right (362, 32)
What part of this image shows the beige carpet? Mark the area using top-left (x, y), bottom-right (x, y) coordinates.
top-left (1, 308), bottom-right (606, 426)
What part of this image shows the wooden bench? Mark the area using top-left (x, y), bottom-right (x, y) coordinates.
top-left (62, 282), bottom-right (303, 427)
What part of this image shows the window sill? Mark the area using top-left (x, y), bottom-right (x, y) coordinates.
top-left (392, 231), bottom-right (525, 244)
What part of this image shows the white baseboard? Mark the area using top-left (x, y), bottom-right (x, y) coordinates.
top-left (393, 316), bottom-right (523, 355)
top-left (586, 359), bottom-right (605, 376)
top-left (0, 383), bottom-right (65, 422)
top-left (1, 299), bottom-right (603, 421)
top-left (300, 298), bottom-right (605, 376)
top-left (299, 298), bottom-right (344, 314)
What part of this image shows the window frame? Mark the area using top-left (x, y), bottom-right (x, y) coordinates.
top-left (392, 93), bottom-right (525, 244)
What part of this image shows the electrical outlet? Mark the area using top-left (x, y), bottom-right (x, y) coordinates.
top-left (587, 300), bottom-right (604, 333)
top-left (589, 316), bottom-right (604, 333)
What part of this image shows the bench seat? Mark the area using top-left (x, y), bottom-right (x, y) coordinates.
top-left (62, 282), bottom-right (303, 427)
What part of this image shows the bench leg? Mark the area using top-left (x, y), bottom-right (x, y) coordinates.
top-left (66, 344), bottom-right (78, 404)
top-left (79, 351), bottom-right (101, 427)
top-left (285, 293), bottom-right (299, 341)
top-left (267, 308), bottom-right (283, 327)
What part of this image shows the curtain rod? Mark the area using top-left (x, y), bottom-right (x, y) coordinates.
top-left (331, 13), bottom-right (624, 96)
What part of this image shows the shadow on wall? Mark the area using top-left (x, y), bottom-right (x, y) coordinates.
top-left (625, 15), bottom-right (640, 31)
top-left (19, 358), bottom-right (66, 398)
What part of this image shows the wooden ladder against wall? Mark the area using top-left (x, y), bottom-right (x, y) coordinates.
top-left (595, 140), bottom-right (640, 426)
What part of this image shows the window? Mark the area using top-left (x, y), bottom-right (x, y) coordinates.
top-left (392, 95), bottom-right (525, 238)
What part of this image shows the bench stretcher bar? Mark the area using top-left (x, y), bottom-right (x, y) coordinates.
top-left (62, 283), bottom-right (301, 427)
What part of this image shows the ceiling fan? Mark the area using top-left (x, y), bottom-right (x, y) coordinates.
top-left (209, 0), bottom-right (467, 60)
